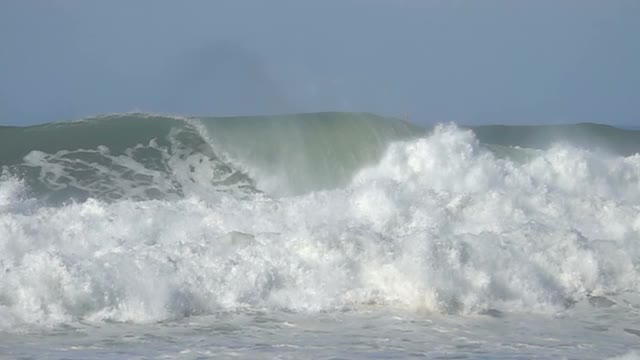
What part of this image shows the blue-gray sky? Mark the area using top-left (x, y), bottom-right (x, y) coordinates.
top-left (1, 0), bottom-right (639, 126)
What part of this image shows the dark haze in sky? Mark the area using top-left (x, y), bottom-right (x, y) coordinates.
top-left (1, 0), bottom-right (639, 126)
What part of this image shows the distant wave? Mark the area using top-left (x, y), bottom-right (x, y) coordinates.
top-left (469, 122), bottom-right (640, 156)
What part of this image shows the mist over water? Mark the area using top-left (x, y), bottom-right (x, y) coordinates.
top-left (1, 113), bottom-right (640, 358)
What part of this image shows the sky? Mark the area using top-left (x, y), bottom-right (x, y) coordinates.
top-left (1, 0), bottom-right (639, 126)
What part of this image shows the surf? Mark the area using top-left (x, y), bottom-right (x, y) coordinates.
top-left (1, 112), bottom-right (640, 329)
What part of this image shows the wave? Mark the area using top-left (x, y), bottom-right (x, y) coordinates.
top-left (470, 122), bottom-right (640, 157)
top-left (1, 113), bottom-right (640, 328)
top-left (198, 112), bottom-right (422, 195)
top-left (2, 113), bottom-right (639, 203)
top-left (0, 112), bottom-right (421, 202)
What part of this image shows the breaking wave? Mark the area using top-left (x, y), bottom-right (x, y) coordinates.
top-left (1, 113), bottom-right (640, 328)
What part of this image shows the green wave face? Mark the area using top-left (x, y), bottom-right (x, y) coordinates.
top-left (2, 112), bottom-right (639, 204)
top-left (0, 112), bottom-right (423, 203)
top-left (201, 112), bottom-right (423, 195)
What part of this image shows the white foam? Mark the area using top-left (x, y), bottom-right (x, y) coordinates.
top-left (1, 124), bottom-right (639, 328)
top-left (16, 124), bottom-right (254, 202)
top-left (0, 173), bottom-right (29, 212)
top-left (0, 179), bottom-right (18, 209)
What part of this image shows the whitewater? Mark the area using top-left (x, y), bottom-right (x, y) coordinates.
top-left (1, 112), bottom-right (639, 359)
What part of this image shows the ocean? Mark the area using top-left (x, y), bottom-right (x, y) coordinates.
top-left (1, 112), bottom-right (639, 359)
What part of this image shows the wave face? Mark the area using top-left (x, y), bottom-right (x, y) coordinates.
top-left (199, 112), bottom-right (423, 195)
top-left (1, 113), bottom-right (640, 328)
top-left (0, 112), bottom-right (421, 202)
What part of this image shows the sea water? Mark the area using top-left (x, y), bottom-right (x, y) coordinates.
top-left (1, 113), bottom-right (639, 358)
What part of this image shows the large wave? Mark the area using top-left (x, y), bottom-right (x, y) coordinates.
top-left (1, 113), bottom-right (639, 328)
top-left (0, 112), bottom-right (421, 202)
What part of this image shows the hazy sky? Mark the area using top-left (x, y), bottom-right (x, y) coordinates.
top-left (1, 0), bottom-right (639, 126)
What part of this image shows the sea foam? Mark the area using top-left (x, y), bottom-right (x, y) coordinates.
top-left (1, 123), bottom-right (639, 329)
